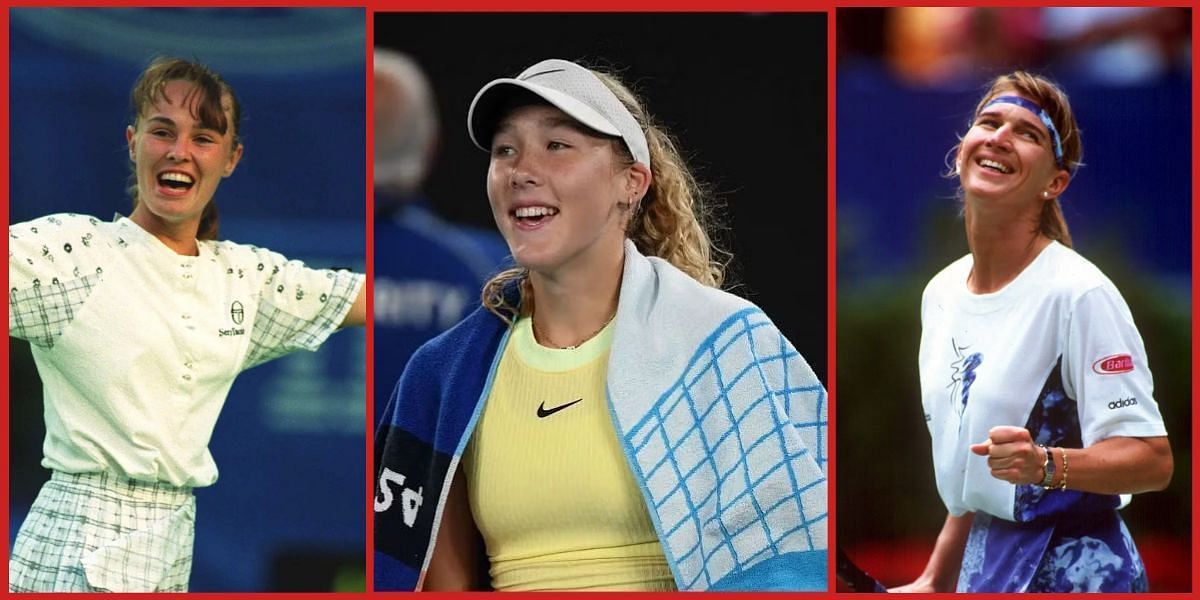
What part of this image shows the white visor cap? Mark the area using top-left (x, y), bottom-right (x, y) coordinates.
top-left (467, 59), bottom-right (651, 169)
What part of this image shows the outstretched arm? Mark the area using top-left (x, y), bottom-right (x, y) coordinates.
top-left (340, 284), bottom-right (367, 328)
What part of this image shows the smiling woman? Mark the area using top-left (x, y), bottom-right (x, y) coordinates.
top-left (125, 63), bottom-right (244, 253)
top-left (7, 57), bottom-right (366, 593)
top-left (483, 104), bottom-right (644, 280)
top-left (892, 72), bottom-right (1173, 593)
top-left (375, 58), bottom-right (828, 592)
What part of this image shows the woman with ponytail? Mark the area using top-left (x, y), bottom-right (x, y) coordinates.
top-left (8, 57), bottom-right (365, 592)
top-left (374, 59), bottom-right (827, 592)
top-left (894, 72), bottom-right (1172, 593)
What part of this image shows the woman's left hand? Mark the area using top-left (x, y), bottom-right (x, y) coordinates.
top-left (970, 426), bottom-right (1045, 485)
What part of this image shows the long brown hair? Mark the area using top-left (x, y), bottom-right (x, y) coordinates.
top-left (950, 71), bottom-right (1082, 247)
top-left (481, 65), bottom-right (728, 321)
top-left (127, 57), bottom-right (242, 241)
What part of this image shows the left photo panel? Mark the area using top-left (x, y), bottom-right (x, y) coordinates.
top-left (8, 8), bottom-right (367, 592)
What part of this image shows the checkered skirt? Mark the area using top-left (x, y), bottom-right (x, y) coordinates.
top-left (9, 471), bottom-right (195, 592)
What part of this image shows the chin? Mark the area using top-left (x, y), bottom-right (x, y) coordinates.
top-left (962, 181), bottom-right (1008, 200)
top-left (150, 203), bottom-right (198, 221)
top-left (512, 254), bottom-right (554, 274)
top-left (510, 247), bottom-right (566, 275)
top-left (142, 197), bottom-right (203, 223)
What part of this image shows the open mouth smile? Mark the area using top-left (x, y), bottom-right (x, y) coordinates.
top-left (157, 171), bottom-right (196, 193)
top-left (976, 158), bottom-right (1013, 174)
top-left (512, 205), bottom-right (559, 228)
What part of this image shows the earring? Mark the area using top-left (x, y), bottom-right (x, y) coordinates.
top-left (1042, 191), bottom-right (1050, 199)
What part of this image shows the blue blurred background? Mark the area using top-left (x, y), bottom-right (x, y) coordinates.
top-left (8, 8), bottom-right (366, 592)
top-left (836, 7), bottom-right (1191, 591)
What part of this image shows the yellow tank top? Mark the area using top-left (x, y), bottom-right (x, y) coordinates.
top-left (463, 315), bottom-right (676, 591)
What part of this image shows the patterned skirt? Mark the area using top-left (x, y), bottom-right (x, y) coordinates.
top-left (9, 471), bottom-right (195, 592)
top-left (958, 509), bottom-right (1147, 592)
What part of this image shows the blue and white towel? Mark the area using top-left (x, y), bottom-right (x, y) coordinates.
top-left (374, 241), bottom-right (827, 591)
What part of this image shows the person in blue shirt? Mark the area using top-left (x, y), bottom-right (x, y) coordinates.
top-left (372, 48), bottom-right (508, 427)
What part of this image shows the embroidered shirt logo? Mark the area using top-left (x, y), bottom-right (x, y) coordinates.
top-left (230, 300), bottom-right (245, 325)
top-left (1093, 354), bottom-right (1133, 375)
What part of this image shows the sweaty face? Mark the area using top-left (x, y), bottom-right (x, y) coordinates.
top-left (126, 80), bottom-right (242, 229)
top-left (486, 104), bottom-right (635, 276)
top-left (957, 93), bottom-right (1064, 204)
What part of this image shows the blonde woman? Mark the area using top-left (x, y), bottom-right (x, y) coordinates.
top-left (374, 59), bottom-right (827, 591)
top-left (895, 72), bottom-right (1171, 593)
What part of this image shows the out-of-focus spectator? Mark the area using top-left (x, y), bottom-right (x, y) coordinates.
top-left (880, 7), bottom-right (1190, 88)
top-left (886, 8), bottom-right (1043, 87)
top-left (1043, 8), bottom-right (1191, 85)
top-left (372, 48), bottom-right (508, 427)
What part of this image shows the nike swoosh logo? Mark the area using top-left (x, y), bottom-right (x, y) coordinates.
top-left (537, 398), bottom-right (583, 418)
top-left (521, 68), bottom-right (565, 81)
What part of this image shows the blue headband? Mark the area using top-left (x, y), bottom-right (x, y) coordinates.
top-left (982, 95), bottom-right (1064, 168)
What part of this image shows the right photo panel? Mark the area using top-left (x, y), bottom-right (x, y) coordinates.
top-left (835, 7), bottom-right (1191, 593)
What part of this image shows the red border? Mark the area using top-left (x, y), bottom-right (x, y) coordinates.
top-left (1191, 6), bottom-right (1198, 597)
top-left (1, 6), bottom-right (12, 593)
top-left (364, 6), bottom-right (377, 594)
top-left (825, 5), bottom-right (838, 594)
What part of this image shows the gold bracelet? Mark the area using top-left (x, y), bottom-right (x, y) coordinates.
top-left (1060, 448), bottom-right (1070, 489)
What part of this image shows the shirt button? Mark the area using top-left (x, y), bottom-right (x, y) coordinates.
top-left (182, 314), bottom-right (191, 320)
top-left (182, 374), bottom-right (192, 381)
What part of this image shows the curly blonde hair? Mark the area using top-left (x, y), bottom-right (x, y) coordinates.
top-left (949, 71), bottom-right (1082, 248)
top-left (481, 65), bottom-right (728, 322)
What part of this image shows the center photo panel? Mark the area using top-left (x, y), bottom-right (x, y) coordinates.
top-left (371, 12), bottom-right (829, 592)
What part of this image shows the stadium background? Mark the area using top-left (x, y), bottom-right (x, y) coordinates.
top-left (835, 7), bottom-right (1191, 591)
top-left (8, 8), bottom-right (366, 592)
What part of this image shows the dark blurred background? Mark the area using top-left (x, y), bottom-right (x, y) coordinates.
top-left (8, 8), bottom-right (366, 592)
top-left (373, 12), bottom-right (829, 397)
top-left (836, 7), bottom-right (1191, 592)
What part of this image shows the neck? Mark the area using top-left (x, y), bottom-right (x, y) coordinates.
top-left (528, 243), bottom-right (625, 349)
top-left (963, 194), bottom-right (1050, 294)
top-left (130, 205), bottom-right (202, 256)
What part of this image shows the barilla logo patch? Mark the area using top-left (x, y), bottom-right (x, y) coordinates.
top-left (1093, 354), bottom-right (1134, 375)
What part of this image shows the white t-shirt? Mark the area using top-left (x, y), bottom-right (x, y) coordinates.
top-left (919, 241), bottom-right (1165, 520)
top-left (9, 213), bottom-right (364, 488)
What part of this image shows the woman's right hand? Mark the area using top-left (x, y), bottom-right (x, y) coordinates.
top-left (888, 512), bottom-right (974, 593)
top-left (889, 576), bottom-right (940, 593)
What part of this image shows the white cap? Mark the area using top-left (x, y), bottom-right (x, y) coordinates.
top-left (467, 58), bottom-right (650, 168)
